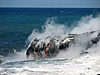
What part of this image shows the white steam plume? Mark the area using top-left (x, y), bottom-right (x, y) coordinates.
top-left (71, 15), bottom-right (100, 34)
top-left (56, 15), bottom-right (100, 59)
top-left (27, 15), bottom-right (100, 59)
top-left (27, 17), bottom-right (69, 43)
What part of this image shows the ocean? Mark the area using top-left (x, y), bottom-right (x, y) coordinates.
top-left (0, 8), bottom-right (100, 75)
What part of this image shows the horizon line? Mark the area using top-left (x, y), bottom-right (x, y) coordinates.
top-left (0, 6), bottom-right (100, 8)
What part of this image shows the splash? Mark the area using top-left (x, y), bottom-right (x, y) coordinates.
top-left (27, 17), bottom-right (69, 44)
top-left (26, 15), bottom-right (100, 60)
top-left (2, 49), bottom-right (27, 63)
top-left (56, 15), bottom-right (100, 59)
top-left (71, 15), bottom-right (100, 34)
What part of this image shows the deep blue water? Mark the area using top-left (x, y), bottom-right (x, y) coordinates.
top-left (0, 8), bottom-right (100, 56)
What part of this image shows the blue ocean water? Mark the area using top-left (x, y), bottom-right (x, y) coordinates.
top-left (0, 8), bottom-right (100, 75)
top-left (0, 8), bottom-right (100, 56)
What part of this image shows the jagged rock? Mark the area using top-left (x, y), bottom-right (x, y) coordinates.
top-left (26, 30), bottom-right (100, 59)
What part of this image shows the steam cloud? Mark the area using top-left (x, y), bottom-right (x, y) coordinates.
top-left (27, 15), bottom-right (100, 59)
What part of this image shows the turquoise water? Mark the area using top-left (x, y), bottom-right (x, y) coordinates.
top-left (0, 8), bottom-right (100, 75)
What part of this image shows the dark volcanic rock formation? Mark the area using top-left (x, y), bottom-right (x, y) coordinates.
top-left (26, 30), bottom-right (100, 60)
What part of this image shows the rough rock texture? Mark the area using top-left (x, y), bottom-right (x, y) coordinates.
top-left (26, 30), bottom-right (100, 59)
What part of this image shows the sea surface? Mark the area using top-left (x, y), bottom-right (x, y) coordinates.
top-left (0, 8), bottom-right (100, 75)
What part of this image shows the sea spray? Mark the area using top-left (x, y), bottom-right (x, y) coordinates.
top-left (26, 15), bottom-right (100, 60)
top-left (71, 15), bottom-right (100, 34)
top-left (27, 17), bottom-right (69, 44)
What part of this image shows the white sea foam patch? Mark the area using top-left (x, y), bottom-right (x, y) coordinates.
top-left (0, 54), bottom-right (100, 75)
top-left (1, 55), bottom-right (100, 75)
top-left (71, 15), bottom-right (100, 34)
top-left (27, 17), bottom-right (69, 43)
top-left (3, 49), bottom-right (27, 63)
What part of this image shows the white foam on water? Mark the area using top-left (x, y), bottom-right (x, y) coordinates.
top-left (2, 49), bottom-right (27, 63)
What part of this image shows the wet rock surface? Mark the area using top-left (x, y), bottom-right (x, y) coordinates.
top-left (26, 30), bottom-right (100, 59)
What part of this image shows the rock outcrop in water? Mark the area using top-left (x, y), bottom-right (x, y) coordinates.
top-left (26, 30), bottom-right (100, 60)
